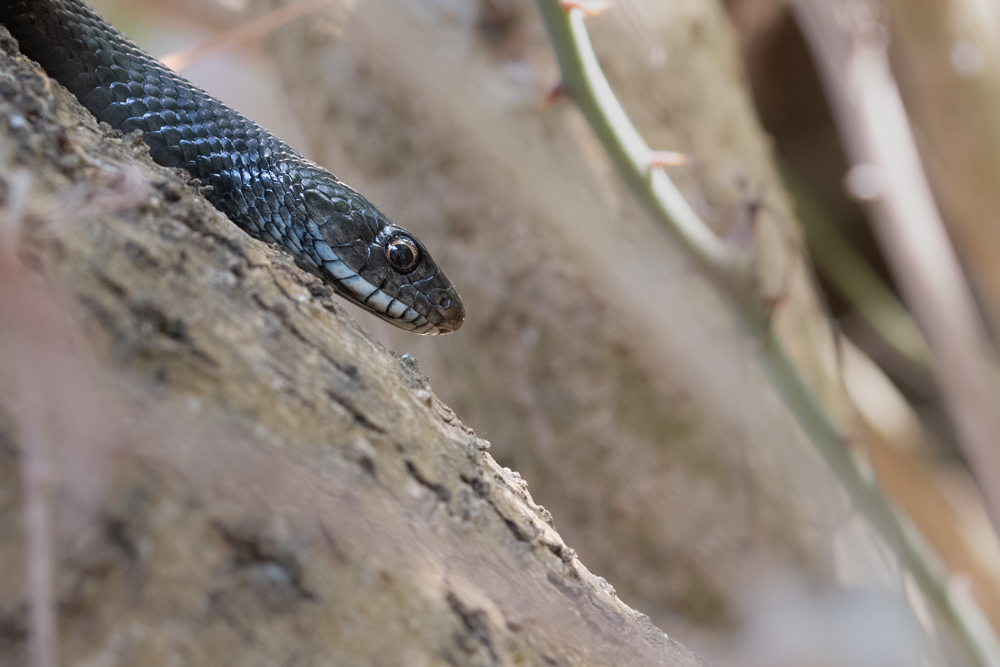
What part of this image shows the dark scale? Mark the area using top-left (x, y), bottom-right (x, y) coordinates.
top-left (0, 0), bottom-right (466, 333)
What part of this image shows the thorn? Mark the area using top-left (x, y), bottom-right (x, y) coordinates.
top-left (843, 433), bottom-right (862, 450)
top-left (559, 0), bottom-right (612, 17)
top-left (725, 188), bottom-right (763, 249)
top-left (764, 290), bottom-right (789, 323)
top-left (541, 82), bottom-right (570, 109)
top-left (648, 150), bottom-right (688, 168)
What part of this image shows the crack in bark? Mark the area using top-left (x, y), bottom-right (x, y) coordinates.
top-left (405, 460), bottom-right (450, 502)
top-left (250, 287), bottom-right (366, 386)
top-left (214, 522), bottom-right (317, 605)
top-left (446, 591), bottom-right (499, 665)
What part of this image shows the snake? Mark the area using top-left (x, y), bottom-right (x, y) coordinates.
top-left (0, 0), bottom-right (465, 334)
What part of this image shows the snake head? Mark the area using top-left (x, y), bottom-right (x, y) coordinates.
top-left (300, 180), bottom-right (465, 335)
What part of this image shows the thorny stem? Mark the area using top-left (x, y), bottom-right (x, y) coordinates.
top-left (537, 0), bottom-right (754, 291)
top-left (533, 1), bottom-right (1000, 665)
top-left (1, 174), bottom-right (57, 667)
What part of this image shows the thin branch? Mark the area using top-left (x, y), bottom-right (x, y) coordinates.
top-left (789, 0), bottom-right (1000, 563)
top-left (533, 1), bottom-right (1000, 664)
top-left (534, 0), bottom-right (753, 288)
top-left (784, 166), bottom-right (932, 370)
top-left (160, 0), bottom-right (330, 72)
top-left (19, 370), bottom-right (57, 667)
top-left (1, 175), bottom-right (58, 667)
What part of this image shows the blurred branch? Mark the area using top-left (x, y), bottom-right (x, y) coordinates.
top-left (160, 0), bottom-right (329, 71)
top-left (534, 0), bottom-right (1000, 663)
top-left (1, 174), bottom-right (57, 667)
top-left (789, 0), bottom-right (1000, 559)
top-left (884, 0), bottom-right (1000, 339)
top-left (535, 1), bottom-right (754, 290)
top-left (11, 286), bottom-right (58, 667)
top-left (17, 333), bottom-right (56, 667)
top-left (784, 166), bottom-right (932, 370)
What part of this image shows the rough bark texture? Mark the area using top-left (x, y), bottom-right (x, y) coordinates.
top-left (0, 0), bottom-right (986, 663)
top-left (261, 0), bottom-right (944, 657)
top-left (0, 27), bottom-right (706, 667)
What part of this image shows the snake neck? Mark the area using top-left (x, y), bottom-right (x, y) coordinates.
top-left (0, 0), bottom-right (465, 334)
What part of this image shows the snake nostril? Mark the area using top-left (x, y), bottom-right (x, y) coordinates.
top-left (434, 292), bottom-right (451, 309)
top-left (428, 288), bottom-right (464, 333)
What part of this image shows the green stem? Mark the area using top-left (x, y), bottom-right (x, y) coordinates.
top-left (535, 1), bottom-right (751, 286)
top-left (760, 331), bottom-right (996, 666)
top-left (533, 1), bottom-right (1000, 665)
top-left (784, 167), bottom-right (932, 370)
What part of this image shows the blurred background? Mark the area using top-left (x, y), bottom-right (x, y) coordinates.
top-left (81, 0), bottom-right (1000, 664)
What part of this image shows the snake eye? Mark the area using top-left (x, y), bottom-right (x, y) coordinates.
top-left (385, 235), bottom-right (420, 273)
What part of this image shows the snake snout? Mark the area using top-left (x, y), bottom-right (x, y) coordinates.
top-left (429, 288), bottom-right (465, 334)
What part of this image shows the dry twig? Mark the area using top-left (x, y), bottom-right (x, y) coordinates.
top-left (160, 0), bottom-right (329, 72)
top-left (789, 0), bottom-right (1000, 539)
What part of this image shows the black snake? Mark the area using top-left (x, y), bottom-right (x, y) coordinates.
top-left (1, 0), bottom-right (465, 334)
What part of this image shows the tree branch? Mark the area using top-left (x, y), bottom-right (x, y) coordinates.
top-left (0, 27), bottom-right (703, 666)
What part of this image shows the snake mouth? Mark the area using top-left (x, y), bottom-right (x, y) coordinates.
top-left (371, 284), bottom-right (465, 335)
top-left (317, 256), bottom-right (464, 334)
top-left (366, 289), bottom-right (465, 336)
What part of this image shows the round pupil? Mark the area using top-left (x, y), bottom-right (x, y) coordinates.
top-left (387, 237), bottom-right (418, 272)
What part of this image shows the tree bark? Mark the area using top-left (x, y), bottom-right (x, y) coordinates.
top-left (259, 0), bottom-right (986, 662)
top-left (0, 27), bottom-right (705, 667)
top-left (2, 0), bottom-right (993, 663)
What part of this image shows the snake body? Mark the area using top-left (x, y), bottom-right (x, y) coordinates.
top-left (1, 0), bottom-right (464, 334)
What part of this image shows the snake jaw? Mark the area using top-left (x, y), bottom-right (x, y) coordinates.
top-left (369, 224), bottom-right (465, 335)
top-left (303, 185), bottom-right (464, 334)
